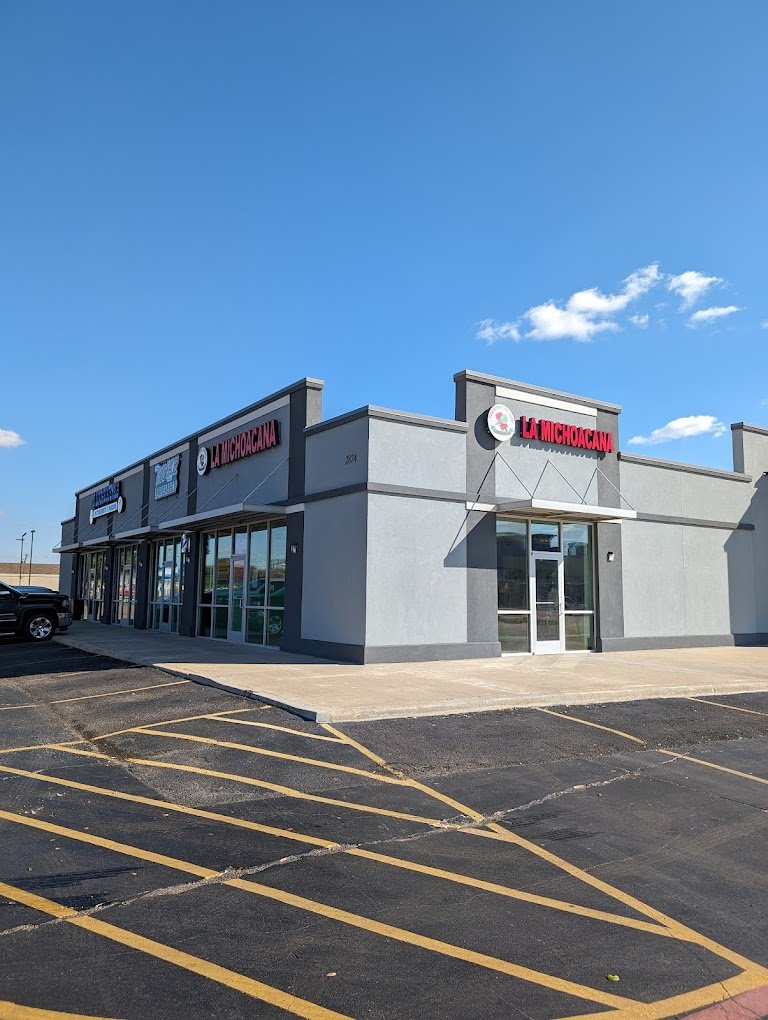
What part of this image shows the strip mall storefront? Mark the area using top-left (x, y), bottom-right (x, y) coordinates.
top-left (57, 372), bottom-right (768, 662)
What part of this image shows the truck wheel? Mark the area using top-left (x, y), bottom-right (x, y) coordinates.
top-left (24, 614), bottom-right (56, 641)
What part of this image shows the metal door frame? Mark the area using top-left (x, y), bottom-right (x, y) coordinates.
top-left (529, 550), bottom-right (565, 654)
top-left (227, 553), bottom-right (246, 644)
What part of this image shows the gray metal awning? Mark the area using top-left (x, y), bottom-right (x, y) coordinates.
top-left (494, 498), bottom-right (637, 523)
top-left (158, 502), bottom-right (286, 533)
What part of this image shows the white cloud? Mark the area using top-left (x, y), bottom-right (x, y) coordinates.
top-left (475, 318), bottom-right (520, 345)
top-left (0, 429), bottom-right (25, 448)
top-left (688, 305), bottom-right (742, 326)
top-left (761, 320), bottom-right (768, 329)
top-left (628, 414), bottom-right (726, 446)
top-left (629, 313), bottom-right (649, 328)
top-left (523, 262), bottom-right (660, 342)
top-left (668, 270), bottom-right (722, 309)
top-left (525, 302), bottom-right (619, 342)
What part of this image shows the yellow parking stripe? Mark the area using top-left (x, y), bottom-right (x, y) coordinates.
top-left (0, 755), bottom-right (674, 939)
top-left (0, 680), bottom-right (190, 712)
top-left (534, 708), bottom-right (647, 744)
top-left (0, 880), bottom-right (351, 1020)
top-left (0, 708), bottom-right (261, 754)
top-left (322, 723), bottom-right (487, 822)
top-left (327, 724), bottom-right (768, 983)
top-left (90, 707), bottom-right (263, 741)
top-left (345, 848), bottom-right (674, 938)
top-left (207, 716), bottom-right (346, 742)
top-left (687, 696), bottom-right (768, 718)
top-left (0, 761), bottom-right (336, 849)
top-left (49, 746), bottom-right (446, 826)
top-left (0, 809), bottom-right (636, 1009)
top-left (0, 1001), bottom-right (119, 1019)
top-left (565, 970), bottom-right (768, 1020)
top-left (656, 748), bottom-right (768, 786)
top-left (129, 728), bottom-right (410, 786)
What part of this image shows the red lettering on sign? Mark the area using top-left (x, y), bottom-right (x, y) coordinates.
top-left (509, 414), bottom-right (613, 455)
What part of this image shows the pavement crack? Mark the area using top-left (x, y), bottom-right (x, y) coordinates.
top-left (0, 766), bottom-right (654, 941)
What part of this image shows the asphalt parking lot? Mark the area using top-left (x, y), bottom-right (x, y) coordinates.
top-left (0, 638), bottom-right (767, 1020)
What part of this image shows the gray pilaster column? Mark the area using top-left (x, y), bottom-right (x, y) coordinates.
top-left (134, 540), bottom-right (151, 630)
top-left (179, 532), bottom-right (200, 637)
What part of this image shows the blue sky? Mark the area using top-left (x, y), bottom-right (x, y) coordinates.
top-left (1, 1), bottom-right (766, 562)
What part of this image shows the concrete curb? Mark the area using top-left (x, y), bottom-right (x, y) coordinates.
top-left (54, 633), bottom-right (768, 723)
top-left (53, 634), bottom-right (329, 721)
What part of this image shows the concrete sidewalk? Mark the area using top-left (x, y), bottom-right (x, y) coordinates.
top-left (52, 621), bottom-right (768, 722)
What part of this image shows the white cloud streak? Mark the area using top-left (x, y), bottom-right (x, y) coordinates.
top-left (688, 305), bottom-right (742, 326)
top-left (0, 429), bottom-right (25, 448)
top-left (668, 271), bottom-right (722, 309)
top-left (629, 313), bottom-right (649, 328)
top-left (476, 318), bottom-right (520, 345)
top-left (628, 415), bottom-right (726, 446)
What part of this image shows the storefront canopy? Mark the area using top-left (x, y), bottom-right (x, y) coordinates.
top-left (157, 501), bottom-right (285, 534)
top-left (492, 498), bottom-right (637, 523)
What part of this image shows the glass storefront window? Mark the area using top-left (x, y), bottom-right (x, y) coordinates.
top-left (248, 526), bottom-right (268, 606)
top-left (563, 523), bottom-right (593, 611)
top-left (201, 534), bottom-right (215, 604)
top-left (268, 525), bottom-right (286, 608)
top-left (497, 520), bottom-right (528, 610)
top-left (198, 519), bottom-right (287, 646)
top-left (565, 613), bottom-right (594, 651)
top-left (531, 521), bottom-right (560, 552)
top-left (215, 533), bottom-right (231, 603)
top-left (498, 613), bottom-right (530, 653)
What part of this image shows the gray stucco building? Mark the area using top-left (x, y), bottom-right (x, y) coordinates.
top-left (57, 370), bottom-right (768, 662)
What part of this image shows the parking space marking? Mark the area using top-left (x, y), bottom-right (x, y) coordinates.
top-left (0, 1000), bottom-right (119, 1018)
top-left (565, 972), bottom-right (768, 1020)
top-left (1, 754), bottom-right (677, 939)
top-left (657, 748), bottom-right (768, 786)
top-left (534, 708), bottom-right (647, 744)
top-left (49, 746), bottom-right (448, 825)
top-left (129, 728), bottom-right (412, 786)
top-left (0, 680), bottom-right (190, 712)
top-left (528, 707), bottom-right (768, 788)
top-left (207, 716), bottom-right (346, 742)
top-left (0, 880), bottom-right (352, 1020)
top-left (89, 706), bottom-right (266, 741)
top-left (0, 808), bottom-right (637, 1009)
top-left (323, 723), bottom-right (491, 823)
top-left (326, 724), bottom-right (768, 991)
top-left (687, 696), bottom-right (768, 718)
top-left (0, 761), bottom-right (338, 849)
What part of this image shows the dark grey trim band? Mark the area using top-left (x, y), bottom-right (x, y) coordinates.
top-left (454, 369), bottom-right (622, 414)
top-left (619, 452), bottom-right (751, 483)
top-left (635, 512), bottom-right (754, 532)
top-left (297, 481), bottom-right (473, 507)
top-left (731, 422), bottom-right (768, 437)
top-left (281, 637), bottom-right (501, 664)
top-left (304, 405), bottom-right (468, 437)
top-left (601, 633), bottom-right (768, 651)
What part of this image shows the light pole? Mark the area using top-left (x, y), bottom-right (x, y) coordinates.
top-left (17, 532), bottom-right (26, 585)
top-left (28, 530), bottom-right (35, 584)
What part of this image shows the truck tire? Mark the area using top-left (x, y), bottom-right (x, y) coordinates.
top-left (23, 613), bottom-right (56, 642)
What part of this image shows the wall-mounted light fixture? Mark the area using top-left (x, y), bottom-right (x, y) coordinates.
top-left (607, 551), bottom-right (615, 562)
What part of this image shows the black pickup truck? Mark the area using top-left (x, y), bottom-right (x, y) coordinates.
top-left (0, 582), bottom-right (73, 641)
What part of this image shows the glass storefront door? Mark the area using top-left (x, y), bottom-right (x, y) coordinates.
top-left (227, 554), bottom-right (246, 643)
top-left (531, 553), bottom-right (564, 653)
